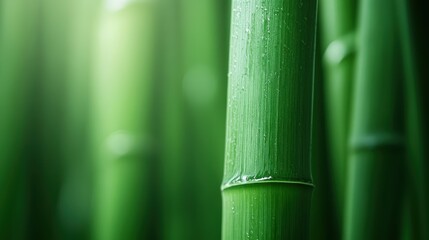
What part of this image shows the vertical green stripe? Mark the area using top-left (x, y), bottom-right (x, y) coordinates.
top-left (92, 1), bottom-right (157, 239)
top-left (222, 0), bottom-right (318, 239)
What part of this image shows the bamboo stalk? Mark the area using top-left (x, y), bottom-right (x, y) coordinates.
top-left (395, 0), bottom-right (428, 238)
top-left (222, 0), bottom-right (318, 239)
top-left (59, 1), bottom-right (100, 239)
top-left (407, 0), bottom-right (429, 120)
top-left (344, 0), bottom-right (404, 238)
top-left (30, 1), bottom-right (72, 238)
top-left (179, 0), bottom-right (229, 239)
top-left (92, 0), bottom-right (157, 239)
top-left (319, 0), bottom-right (357, 222)
top-left (0, 0), bottom-right (40, 238)
top-left (158, 0), bottom-right (190, 238)
top-left (159, 1), bottom-right (229, 239)
top-left (310, 38), bottom-right (339, 239)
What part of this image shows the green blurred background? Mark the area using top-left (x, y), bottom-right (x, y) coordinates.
top-left (0, 0), bottom-right (230, 239)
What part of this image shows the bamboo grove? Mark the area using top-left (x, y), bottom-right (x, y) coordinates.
top-left (0, 0), bottom-right (427, 239)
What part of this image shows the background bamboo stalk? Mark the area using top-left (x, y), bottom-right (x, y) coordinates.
top-left (29, 0), bottom-right (72, 238)
top-left (179, 0), bottom-right (229, 239)
top-left (59, 1), bottom-right (100, 239)
top-left (310, 37), bottom-right (339, 239)
top-left (222, 0), bottom-right (318, 239)
top-left (92, 1), bottom-right (157, 239)
top-left (158, 0), bottom-right (191, 238)
top-left (395, 0), bottom-right (428, 238)
top-left (0, 0), bottom-right (40, 238)
top-left (159, 0), bottom-right (229, 238)
top-left (344, 0), bottom-right (405, 238)
top-left (319, 0), bottom-right (358, 224)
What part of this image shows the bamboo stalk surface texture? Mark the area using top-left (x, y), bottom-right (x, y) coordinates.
top-left (222, 0), bottom-right (318, 239)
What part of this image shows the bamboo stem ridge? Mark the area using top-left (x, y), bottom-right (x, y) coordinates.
top-left (222, 0), bottom-right (318, 239)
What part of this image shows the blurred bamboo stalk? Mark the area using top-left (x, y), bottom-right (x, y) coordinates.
top-left (180, 0), bottom-right (229, 239)
top-left (158, 0), bottom-right (190, 238)
top-left (92, 0), bottom-right (157, 239)
top-left (310, 37), bottom-right (339, 239)
top-left (159, 0), bottom-right (229, 239)
top-left (395, 0), bottom-right (428, 238)
top-left (344, 0), bottom-right (404, 238)
top-left (0, 0), bottom-right (40, 238)
top-left (28, 0), bottom-right (73, 238)
top-left (319, 0), bottom-right (357, 226)
top-left (59, 1), bottom-right (100, 239)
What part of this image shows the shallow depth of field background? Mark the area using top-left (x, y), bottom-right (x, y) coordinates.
top-left (1, 0), bottom-right (229, 239)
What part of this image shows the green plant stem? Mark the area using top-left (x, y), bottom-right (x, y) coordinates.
top-left (158, 0), bottom-right (190, 238)
top-left (222, 0), bottom-right (318, 239)
top-left (59, 1), bottom-right (100, 239)
top-left (344, 0), bottom-right (404, 239)
top-left (395, 0), bottom-right (428, 238)
top-left (310, 37), bottom-right (339, 240)
top-left (0, 0), bottom-right (40, 238)
top-left (319, 0), bottom-right (357, 222)
top-left (31, 1), bottom-right (72, 238)
top-left (179, 0), bottom-right (229, 239)
top-left (92, 1), bottom-right (156, 239)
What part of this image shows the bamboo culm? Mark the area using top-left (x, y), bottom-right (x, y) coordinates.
top-left (222, 0), bottom-right (318, 239)
top-left (0, 1), bottom-right (39, 238)
top-left (319, 0), bottom-right (357, 226)
top-left (395, 0), bottom-right (428, 238)
top-left (344, 0), bottom-right (405, 238)
top-left (92, 1), bottom-right (157, 239)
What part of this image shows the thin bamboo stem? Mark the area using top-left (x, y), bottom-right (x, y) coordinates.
top-left (319, 0), bottom-right (357, 223)
top-left (158, 0), bottom-right (190, 238)
top-left (0, 0), bottom-right (39, 238)
top-left (92, 1), bottom-right (157, 239)
top-left (59, 1), bottom-right (100, 239)
top-left (344, 0), bottom-right (405, 238)
top-left (180, 0), bottom-right (229, 239)
top-left (395, 0), bottom-right (428, 238)
top-left (31, 0), bottom-right (72, 238)
top-left (310, 39), bottom-right (339, 239)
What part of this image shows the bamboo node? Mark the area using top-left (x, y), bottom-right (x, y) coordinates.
top-left (221, 176), bottom-right (314, 191)
top-left (350, 133), bottom-right (404, 152)
top-left (324, 32), bottom-right (356, 65)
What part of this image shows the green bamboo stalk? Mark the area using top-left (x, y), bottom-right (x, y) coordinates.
top-left (222, 0), bottom-right (318, 239)
top-left (407, 0), bottom-right (429, 120)
top-left (92, 0), bottom-right (157, 239)
top-left (158, 0), bottom-right (190, 238)
top-left (344, 0), bottom-right (404, 239)
top-left (319, 0), bottom-right (357, 221)
top-left (395, 0), bottom-right (428, 238)
top-left (30, 1), bottom-right (72, 238)
top-left (59, 1), bottom-right (100, 239)
top-left (310, 38), bottom-right (339, 239)
top-left (180, 0), bottom-right (229, 239)
top-left (159, 1), bottom-right (229, 239)
top-left (400, 197), bottom-right (413, 240)
top-left (0, 0), bottom-right (39, 238)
